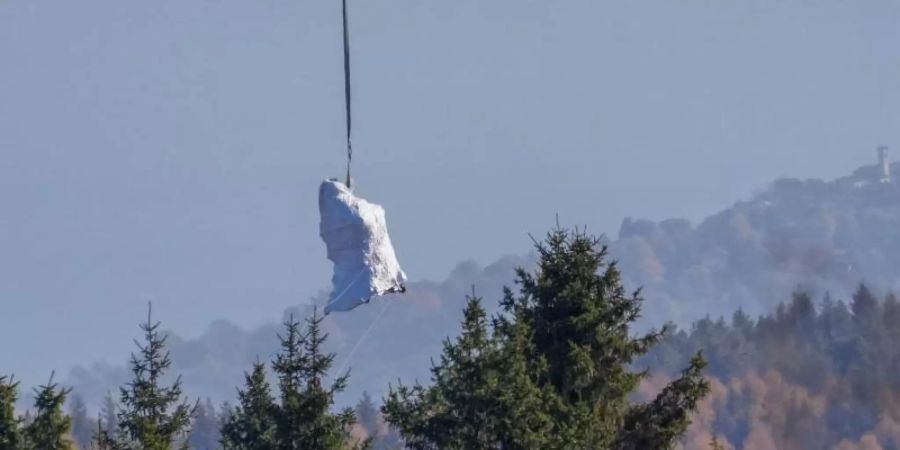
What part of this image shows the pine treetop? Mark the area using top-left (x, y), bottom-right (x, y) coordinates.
top-left (0, 375), bottom-right (23, 450)
top-left (221, 362), bottom-right (278, 450)
top-left (114, 305), bottom-right (196, 450)
top-left (23, 373), bottom-right (74, 450)
top-left (384, 227), bottom-right (709, 450)
top-left (225, 309), bottom-right (361, 450)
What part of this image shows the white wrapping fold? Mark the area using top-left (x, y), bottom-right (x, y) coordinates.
top-left (319, 179), bottom-right (407, 313)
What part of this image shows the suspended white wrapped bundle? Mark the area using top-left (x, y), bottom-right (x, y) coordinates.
top-left (319, 179), bottom-right (407, 314)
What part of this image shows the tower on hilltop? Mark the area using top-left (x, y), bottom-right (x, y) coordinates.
top-left (878, 146), bottom-right (891, 183)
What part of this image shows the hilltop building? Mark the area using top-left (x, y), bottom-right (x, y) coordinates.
top-left (879, 146), bottom-right (891, 183)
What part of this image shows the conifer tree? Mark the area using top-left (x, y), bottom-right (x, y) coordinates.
top-left (384, 296), bottom-right (504, 449)
top-left (225, 312), bottom-right (361, 450)
top-left (23, 373), bottom-right (74, 450)
top-left (787, 291), bottom-right (816, 326)
top-left (111, 305), bottom-right (196, 450)
top-left (95, 418), bottom-right (111, 450)
top-left (99, 391), bottom-right (118, 436)
top-left (509, 228), bottom-right (709, 449)
top-left (613, 353), bottom-right (708, 449)
top-left (384, 227), bottom-right (709, 450)
top-left (94, 392), bottom-right (120, 450)
top-left (271, 311), bottom-right (359, 450)
top-left (271, 314), bottom-right (307, 450)
top-left (851, 283), bottom-right (879, 320)
top-left (69, 393), bottom-right (96, 449)
top-left (186, 398), bottom-right (220, 450)
top-left (883, 291), bottom-right (900, 340)
top-left (491, 298), bottom-right (556, 449)
top-left (220, 362), bottom-right (277, 450)
top-left (354, 392), bottom-right (379, 439)
top-left (0, 375), bottom-right (23, 450)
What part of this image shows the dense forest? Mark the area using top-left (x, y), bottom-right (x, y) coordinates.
top-left (1, 228), bottom-right (709, 449)
top-left (641, 285), bottom-right (900, 449)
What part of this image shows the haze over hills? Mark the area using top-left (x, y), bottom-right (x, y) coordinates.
top-left (4, 0), bottom-right (898, 391)
top-left (616, 149), bottom-right (900, 325)
top-left (63, 153), bottom-right (900, 409)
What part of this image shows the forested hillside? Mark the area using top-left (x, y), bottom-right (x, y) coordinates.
top-left (642, 285), bottom-right (900, 449)
top-left (616, 159), bottom-right (900, 325)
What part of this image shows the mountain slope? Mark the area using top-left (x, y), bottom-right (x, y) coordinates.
top-left (615, 159), bottom-right (900, 324)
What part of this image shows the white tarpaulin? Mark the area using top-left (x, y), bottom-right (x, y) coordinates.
top-left (319, 179), bottom-right (407, 314)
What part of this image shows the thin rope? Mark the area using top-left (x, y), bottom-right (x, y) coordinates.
top-left (335, 296), bottom-right (394, 376)
top-left (323, 266), bottom-right (368, 312)
top-left (320, 267), bottom-right (395, 375)
top-left (342, 0), bottom-right (353, 189)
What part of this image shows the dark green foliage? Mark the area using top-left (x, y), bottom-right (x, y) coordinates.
top-left (271, 314), bottom-right (307, 449)
top-left (69, 393), bottom-right (96, 449)
top-left (23, 374), bottom-right (73, 450)
top-left (384, 296), bottom-right (510, 449)
top-left (0, 375), bottom-right (23, 450)
top-left (224, 311), bottom-right (362, 450)
top-left (384, 228), bottom-right (709, 450)
top-left (489, 305), bottom-right (556, 449)
top-left (220, 363), bottom-right (277, 450)
top-left (787, 291), bottom-right (816, 326)
top-left (614, 354), bottom-right (708, 449)
top-left (105, 306), bottom-right (196, 450)
top-left (271, 311), bottom-right (359, 450)
top-left (851, 283), bottom-right (878, 321)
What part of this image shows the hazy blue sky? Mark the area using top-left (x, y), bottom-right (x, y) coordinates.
top-left (2, 0), bottom-right (899, 385)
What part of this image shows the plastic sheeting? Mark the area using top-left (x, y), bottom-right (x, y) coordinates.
top-left (319, 179), bottom-right (407, 314)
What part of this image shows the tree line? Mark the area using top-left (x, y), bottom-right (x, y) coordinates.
top-left (641, 284), bottom-right (900, 448)
top-left (2, 228), bottom-right (709, 449)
